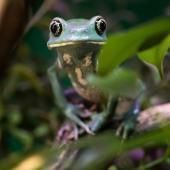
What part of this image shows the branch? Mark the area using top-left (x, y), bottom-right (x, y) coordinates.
top-left (136, 103), bottom-right (170, 132)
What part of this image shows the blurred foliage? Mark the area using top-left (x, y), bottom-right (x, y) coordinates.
top-left (1, 0), bottom-right (170, 170)
top-left (88, 68), bottom-right (144, 99)
top-left (71, 126), bottom-right (170, 170)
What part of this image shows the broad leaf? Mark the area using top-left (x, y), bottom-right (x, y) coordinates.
top-left (73, 125), bottom-right (170, 170)
top-left (97, 17), bottom-right (170, 75)
top-left (88, 68), bottom-right (144, 99)
top-left (139, 34), bottom-right (170, 77)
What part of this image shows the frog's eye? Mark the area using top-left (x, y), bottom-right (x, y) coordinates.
top-left (50, 19), bottom-right (62, 37)
top-left (95, 17), bottom-right (107, 35)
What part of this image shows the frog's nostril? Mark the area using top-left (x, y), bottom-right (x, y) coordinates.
top-left (70, 30), bottom-right (75, 33)
top-left (78, 28), bottom-right (88, 33)
top-left (84, 29), bottom-right (88, 33)
top-left (70, 28), bottom-right (88, 34)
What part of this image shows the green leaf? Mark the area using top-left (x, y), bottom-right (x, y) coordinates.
top-left (88, 68), bottom-right (145, 99)
top-left (10, 128), bottom-right (33, 150)
top-left (8, 109), bottom-right (22, 125)
top-left (97, 17), bottom-right (170, 75)
top-left (73, 125), bottom-right (170, 170)
top-left (108, 166), bottom-right (117, 170)
top-left (0, 147), bottom-right (59, 170)
top-left (34, 124), bottom-right (49, 137)
top-left (139, 34), bottom-right (170, 77)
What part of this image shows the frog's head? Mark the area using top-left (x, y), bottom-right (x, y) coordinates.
top-left (47, 16), bottom-right (107, 48)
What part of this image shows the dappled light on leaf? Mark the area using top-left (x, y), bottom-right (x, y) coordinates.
top-left (13, 154), bottom-right (44, 170)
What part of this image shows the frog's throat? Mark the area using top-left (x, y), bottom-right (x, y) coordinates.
top-left (47, 41), bottom-right (105, 48)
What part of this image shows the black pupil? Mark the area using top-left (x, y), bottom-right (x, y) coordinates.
top-left (51, 23), bottom-right (57, 34)
top-left (95, 18), bottom-right (106, 35)
top-left (99, 20), bottom-right (106, 32)
top-left (50, 20), bottom-right (62, 36)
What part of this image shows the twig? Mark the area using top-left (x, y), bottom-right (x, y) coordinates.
top-left (25, 0), bottom-right (55, 32)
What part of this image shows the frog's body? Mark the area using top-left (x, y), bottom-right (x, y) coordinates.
top-left (47, 16), bottom-right (139, 137)
top-left (47, 17), bottom-right (107, 103)
top-left (56, 43), bottom-right (106, 103)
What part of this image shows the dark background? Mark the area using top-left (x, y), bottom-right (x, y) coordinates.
top-left (0, 0), bottom-right (170, 169)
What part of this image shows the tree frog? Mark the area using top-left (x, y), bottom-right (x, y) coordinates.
top-left (47, 16), bottom-right (139, 137)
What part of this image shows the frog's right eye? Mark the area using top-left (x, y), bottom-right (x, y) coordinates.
top-left (95, 16), bottom-right (107, 35)
top-left (50, 19), bottom-right (62, 37)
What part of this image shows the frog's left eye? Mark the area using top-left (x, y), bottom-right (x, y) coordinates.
top-left (50, 19), bottom-right (62, 37)
top-left (95, 17), bottom-right (107, 35)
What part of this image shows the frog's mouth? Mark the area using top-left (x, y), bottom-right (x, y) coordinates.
top-left (47, 41), bottom-right (106, 48)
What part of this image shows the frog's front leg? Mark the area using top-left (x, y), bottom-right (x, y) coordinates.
top-left (89, 96), bottom-right (118, 132)
top-left (47, 64), bottom-right (94, 135)
top-left (116, 99), bottom-right (141, 139)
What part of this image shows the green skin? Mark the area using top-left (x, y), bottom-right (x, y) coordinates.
top-left (47, 16), bottom-right (138, 137)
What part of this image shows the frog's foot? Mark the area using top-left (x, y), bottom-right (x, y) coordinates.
top-left (80, 123), bottom-right (95, 135)
top-left (116, 100), bottom-right (141, 139)
top-left (89, 113), bottom-right (106, 133)
top-left (64, 104), bottom-right (94, 135)
top-left (116, 117), bottom-right (137, 139)
top-left (57, 121), bottom-right (79, 144)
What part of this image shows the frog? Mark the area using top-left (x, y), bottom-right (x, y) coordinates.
top-left (47, 16), bottom-right (140, 138)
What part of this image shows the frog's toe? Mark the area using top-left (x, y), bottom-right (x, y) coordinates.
top-left (89, 114), bottom-right (105, 133)
top-left (83, 124), bottom-right (95, 135)
top-left (57, 121), bottom-right (79, 144)
top-left (116, 120), bottom-right (136, 139)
